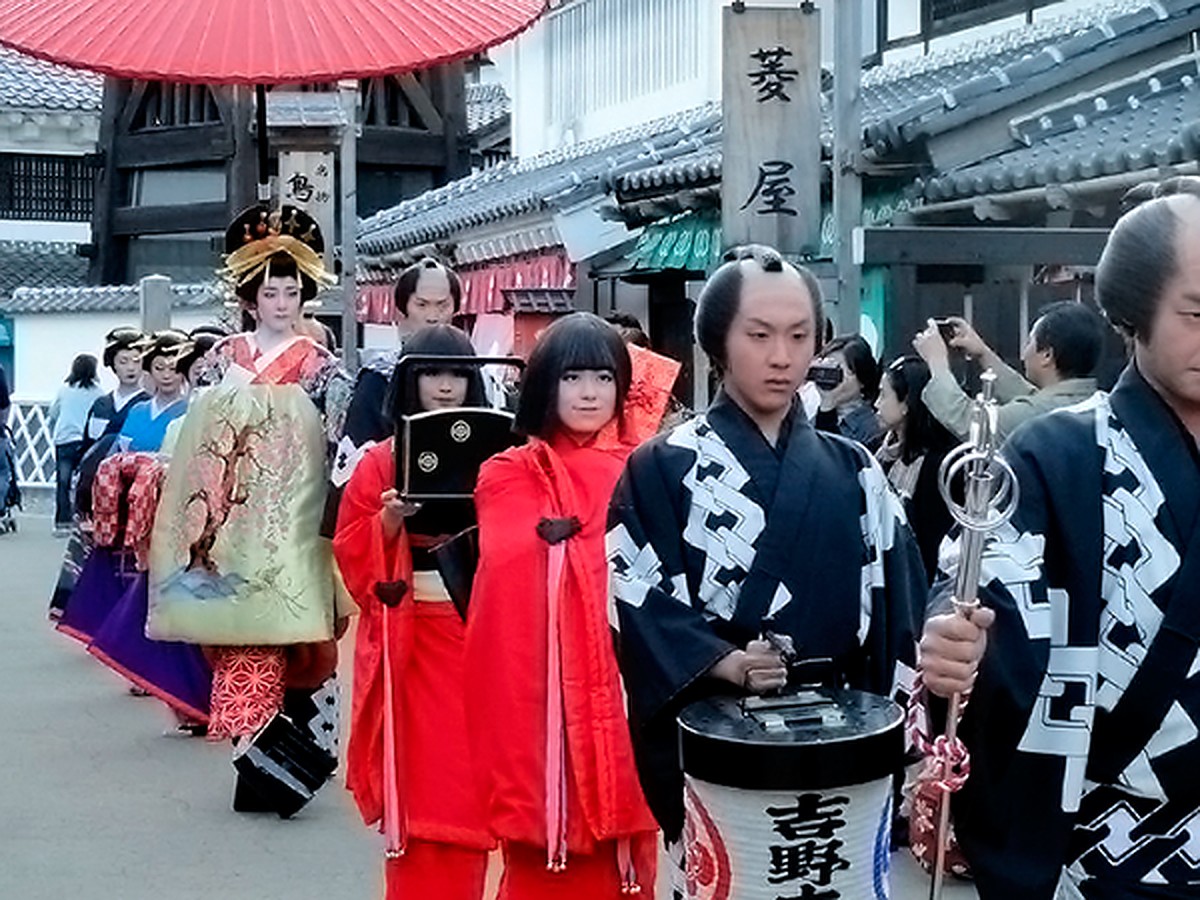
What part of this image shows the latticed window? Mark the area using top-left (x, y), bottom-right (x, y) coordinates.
top-left (546, 0), bottom-right (706, 127)
top-left (0, 154), bottom-right (94, 222)
top-left (9, 401), bottom-right (54, 487)
top-left (925, 0), bottom-right (1058, 36)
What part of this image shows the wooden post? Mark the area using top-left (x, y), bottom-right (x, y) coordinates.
top-left (339, 80), bottom-right (360, 372)
top-left (92, 78), bottom-right (127, 285)
top-left (721, 4), bottom-right (821, 256)
top-left (834, 0), bottom-right (864, 334)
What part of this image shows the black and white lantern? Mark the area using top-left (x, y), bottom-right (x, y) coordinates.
top-left (678, 688), bottom-right (904, 900)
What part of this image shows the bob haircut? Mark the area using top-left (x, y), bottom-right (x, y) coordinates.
top-left (102, 327), bottom-right (144, 369)
top-left (821, 334), bottom-right (881, 403)
top-left (394, 258), bottom-right (463, 318)
top-left (235, 253), bottom-right (319, 306)
top-left (883, 355), bottom-right (955, 464)
top-left (694, 244), bottom-right (825, 373)
top-left (514, 312), bottom-right (631, 439)
top-left (387, 324), bottom-right (488, 421)
top-left (1098, 185), bottom-right (1200, 341)
top-left (66, 354), bottom-right (99, 388)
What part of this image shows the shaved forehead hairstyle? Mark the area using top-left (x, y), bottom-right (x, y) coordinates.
top-left (694, 244), bottom-right (825, 372)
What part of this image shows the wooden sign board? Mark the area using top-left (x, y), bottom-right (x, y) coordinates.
top-left (278, 150), bottom-right (336, 270)
top-left (721, 5), bottom-right (821, 256)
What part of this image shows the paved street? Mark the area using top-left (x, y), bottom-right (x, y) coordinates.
top-left (0, 508), bottom-right (975, 899)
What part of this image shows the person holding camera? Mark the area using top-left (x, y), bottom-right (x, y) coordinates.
top-left (913, 302), bottom-right (1105, 445)
top-left (811, 333), bottom-right (885, 450)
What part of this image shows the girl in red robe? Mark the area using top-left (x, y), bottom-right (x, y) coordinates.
top-left (334, 325), bottom-right (494, 900)
top-left (465, 312), bottom-right (677, 898)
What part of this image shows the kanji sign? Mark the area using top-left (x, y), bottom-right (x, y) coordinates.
top-left (278, 150), bottom-right (335, 268)
top-left (722, 5), bottom-right (820, 255)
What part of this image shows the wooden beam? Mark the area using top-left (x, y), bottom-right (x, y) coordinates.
top-left (357, 127), bottom-right (447, 167)
top-left (91, 77), bottom-right (127, 284)
top-left (858, 226), bottom-right (1110, 267)
top-left (397, 73), bottom-right (443, 133)
top-left (111, 201), bottom-right (229, 236)
top-left (117, 80), bottom-right (148, 133)
top-left (114, 125), bottom-right (234, 168)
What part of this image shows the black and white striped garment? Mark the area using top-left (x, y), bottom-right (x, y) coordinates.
top-left (945, 365), bottom-right (1200, 900)
top-left (607, 389), bottom-right (926, 842)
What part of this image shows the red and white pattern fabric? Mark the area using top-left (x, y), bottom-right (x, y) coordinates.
top-left (207, 646), bottom-right (287, 740)
top-left (91, 452), bottom-right (166, 571)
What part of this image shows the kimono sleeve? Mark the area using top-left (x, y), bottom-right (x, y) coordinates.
top-left (607, 441), bottom-right (735, 727)
top-left (332, 443), bottom-right (405, 610)
top-left (858, 453), bottom-right (926, 700)
top-left (935, 413), bottom-right (1100, 899)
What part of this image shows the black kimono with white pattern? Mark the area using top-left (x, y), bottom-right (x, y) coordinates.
top-left (608, 391), bottom-right (926, 840)
top-left (944, 365), bottom-right (1200, 899)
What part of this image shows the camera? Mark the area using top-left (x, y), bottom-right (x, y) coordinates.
top-left (934, 318), bottom-right (958, 344)
top-left (807, 363), bottom-right (844, 390)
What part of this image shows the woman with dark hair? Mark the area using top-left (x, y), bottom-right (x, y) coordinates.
top-left (464, 312), bottom-right (677, 898)
top-left (146, 204), bottom-right (353, 815)
top-left (48, 353), bottom-right (104, 532)
top-left (81, 329), bottom-right (148, 454)
top-left (874, 355), bottom-right (957, 582)
top-left (813, 333), bottom-right (885, 450)
top-left (115, 331), bottom-right (190, 453)
top-left (334, 324), bottom-right (494, 900)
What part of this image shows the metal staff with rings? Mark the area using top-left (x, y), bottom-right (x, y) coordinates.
top-left (926, 370), bottom-right (1019, 900)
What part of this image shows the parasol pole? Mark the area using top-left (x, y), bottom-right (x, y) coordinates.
top-left (255, 84), bottom-right (270, 201)
top-left (339, 80), bottom-right (360, 372)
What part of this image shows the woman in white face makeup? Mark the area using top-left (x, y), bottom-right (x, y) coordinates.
top-left (144, 204), bottom-right (354, 816)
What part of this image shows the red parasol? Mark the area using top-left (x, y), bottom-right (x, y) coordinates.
top-left (0, 0), bottom-right (544, 84)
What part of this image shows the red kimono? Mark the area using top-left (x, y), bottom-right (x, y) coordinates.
top-left (334, 439), bottom-right (491, 900)
top-left (464, 430), bottom-right (659, 897)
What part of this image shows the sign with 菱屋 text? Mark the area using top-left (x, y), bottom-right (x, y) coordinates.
top-left (721, 5), bottom-right (821, 256)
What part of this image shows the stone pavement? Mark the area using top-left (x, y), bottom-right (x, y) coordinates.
top-left (0, 510), bottom-right (976, 900)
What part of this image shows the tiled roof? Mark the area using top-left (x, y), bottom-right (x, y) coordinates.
top-left (863, 0), bottom-right (1200, 153)
top-left (0, 241), bottom-right (88, 299)
top-left (0, 46), bottom-right (102, 112)
top-left (916, 54), bottom-right (1200, 202)
top-left (466, 82), bottom-right (510, 134)
top-left (357, 102), bottom-right (720, 257)
top-left (614, 0), bottom-right (1175, 199)
top-left (266, 91), bottom-right (349, 130)
top-left (1, 282), bottom-right (221, 315)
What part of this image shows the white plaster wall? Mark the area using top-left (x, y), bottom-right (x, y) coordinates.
top-left (10, 309), bottom-right (225, 401)
top-left (0, 220), bottom-right (91, 242)
top-left (508, 0), bottom-right (1103, 159)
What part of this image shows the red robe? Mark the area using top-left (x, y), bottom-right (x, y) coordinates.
top-left (464, 430), bottom-right (658, 861)
top-left (334, 439), bottom-right (491, 852)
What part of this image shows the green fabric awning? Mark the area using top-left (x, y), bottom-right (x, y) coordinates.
top-left (623, 212), bottom-right (722, 274)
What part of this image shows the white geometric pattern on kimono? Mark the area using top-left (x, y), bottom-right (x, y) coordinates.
top-left (667, 418), bottom-right (766, 622)
top-left (608, 522), bottom-right (666, 612)
top-left (857, 457), bottom-right (902, 644)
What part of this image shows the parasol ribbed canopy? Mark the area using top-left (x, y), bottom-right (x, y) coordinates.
top-left (0, 0), bottom-right (545, 83)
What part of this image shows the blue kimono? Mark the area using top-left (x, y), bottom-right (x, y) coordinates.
top-left (117, 397), bottom-right (187, 453)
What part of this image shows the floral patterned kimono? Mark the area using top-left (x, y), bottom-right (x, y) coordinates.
top-left (147, 333), bottom-right (351, 742)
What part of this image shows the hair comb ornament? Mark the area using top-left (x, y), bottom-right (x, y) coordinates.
top-left (220, 203), bottom-right (335, 292)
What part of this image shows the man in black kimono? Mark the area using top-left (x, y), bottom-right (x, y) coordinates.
top-left (608, 245), bottom-right (927, 893)
top-left (921, 187), bottom-right (1200, 898)
top-left (326, 259), bottom-right (462, 522)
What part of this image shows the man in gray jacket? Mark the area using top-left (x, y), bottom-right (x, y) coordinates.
top-left (913, 301), bottom-right (1105, 443)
